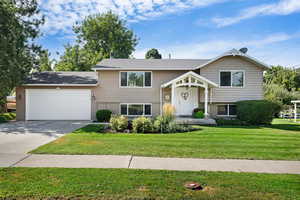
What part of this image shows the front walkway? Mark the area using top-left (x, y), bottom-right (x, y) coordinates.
top-left (11, 154), bottom-right (300, 174)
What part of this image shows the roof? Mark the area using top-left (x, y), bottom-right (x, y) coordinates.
top-left (24, 72), bottom-right (98, 86)
top-left (93, 59), bottom-right (210, 70)
top-left (93, 49), bottom-right (269, 71)
top-left (195, 49), bottom-right (270, 70)
top-left (161, 71), bottom-right (218, 88)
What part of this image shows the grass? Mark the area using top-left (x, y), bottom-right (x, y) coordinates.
top-left (0, 168), bottom-right (299, 200)
top-left (0, 112), bottom-right (16, 123)
top-left (31, 119), bottom-right (300, 161)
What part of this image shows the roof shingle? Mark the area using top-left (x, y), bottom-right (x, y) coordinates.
top-left (24, 72), bottom-right (98, 85)
top-left (93, 59), bottom-right (210, 70)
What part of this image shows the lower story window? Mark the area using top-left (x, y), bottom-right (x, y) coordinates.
top-left (217, 104), bottom-right (237, 116)
top-left (120, 104), bottom-right (152, 116)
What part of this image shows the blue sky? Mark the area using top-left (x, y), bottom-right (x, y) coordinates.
top-left (38, 0), bottom-right (300, 68)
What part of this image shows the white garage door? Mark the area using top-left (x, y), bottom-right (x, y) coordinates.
top-left (26, 89), bottom-right (91, 120)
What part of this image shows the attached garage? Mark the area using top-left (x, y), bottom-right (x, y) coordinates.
top-left (16, 72), bottom-right (98, 121)
top-left (26, 89), bottom-right (92, 120)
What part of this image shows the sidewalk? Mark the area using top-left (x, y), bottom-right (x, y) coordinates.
top-left (12, 154), bottom-right (300, 174)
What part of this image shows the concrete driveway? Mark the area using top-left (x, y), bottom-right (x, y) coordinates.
top-left (0, 121), bottom-right (88, 167)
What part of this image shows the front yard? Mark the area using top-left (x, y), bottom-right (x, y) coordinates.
top-left (0, 168), bottom-right (299, 200)
top-left (31, 119), bottom-right (300, 160)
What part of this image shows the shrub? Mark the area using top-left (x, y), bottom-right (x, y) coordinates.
top-left (132, 116), bottom-right (153, 133)
top-left (110, 115), bottom-right (128, 132)
top-left (96, 110), bottom-right (112, 122)
top-left (0, 113), bottom-right (16, 123)
top-left (0, 115), bottom-right (6, 123)
top-left (154, 115), bottom-right (170, 133)
top-left (193, 111), bottom-right (204, 119)
top-left (193, 107), bottom-right (203, 114)
top-left (236, 100), bottom-right (281, 125)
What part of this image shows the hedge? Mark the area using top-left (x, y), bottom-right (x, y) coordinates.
top-left (96, 110), bottom-right (112, 122)
top-left (236, 100), bottom-right (281, 125)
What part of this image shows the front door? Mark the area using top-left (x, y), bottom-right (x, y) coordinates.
top-left (174, 87), bottom-right (198, 116)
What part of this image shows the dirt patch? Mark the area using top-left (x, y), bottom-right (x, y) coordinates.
top-left (53, 138), bottom-right (66, 144)
top-left (79, 140), bottom-right (103, 145)
top-left (137, 186), bottom-right (150, 192)
top-left (202, 186), bottom-right (216, 194)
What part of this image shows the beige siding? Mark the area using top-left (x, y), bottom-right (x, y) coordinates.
top-left (94, 70), bottom-right (187, 116)
top-left (200, 56), bottom-right (264, 103)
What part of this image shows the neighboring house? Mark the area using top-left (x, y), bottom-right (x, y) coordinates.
top-left (16, 49), bottom-right (268, 121)
top-left (6, 96), bottom-right (16, 112)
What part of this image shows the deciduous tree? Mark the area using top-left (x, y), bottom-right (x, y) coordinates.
top-left (0, 0), bottom-right (44, 112)
top-left (38, 50), bottom-right (53, 71)
top-left (145, 48), bottom-right (162, 59)
top-left (74, 11), bottom-right (138, 59)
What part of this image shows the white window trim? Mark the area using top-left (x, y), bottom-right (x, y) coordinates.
top-left (119, 71), bottom-right (153, 88)
top-left (120, 103), bottom-right (153, 116)
top-left (217, 104), bottom-right (237, 117)
top-left (219, 70), bottom-right (245, 88)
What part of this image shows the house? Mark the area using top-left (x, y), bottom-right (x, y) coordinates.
top-left (16, 49), bottom-right (269, 121)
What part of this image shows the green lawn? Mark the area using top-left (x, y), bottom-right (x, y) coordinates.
top-left (31, 119), bottom-right (300, 161)
top-left (0, 168), bottom-right (299, 200)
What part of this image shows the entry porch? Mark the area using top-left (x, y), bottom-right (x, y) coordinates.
top-left (160, 71), bottom-right (218, 118)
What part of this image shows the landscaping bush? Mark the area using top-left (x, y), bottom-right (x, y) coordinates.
top-left (193, 107), bottom-right (203, 114)
top-left (132, 116), bottom-right (153, 133)
top-left (216, 118), bottom-right (246, 126)
top-left (110, 115), bottom-right (128, 132)
top-left (154, 115), bottom-right (171, 133)
top-left (96, 110), bottom-right (112, 122)
top-left (236, 100), bottom-right (281, 125)
top-left (0, 115), bottom-right (6, 123)
top-left (193, 111), bottom-right (205, 119)
top-left (0, 113), bottom-right (16, 123)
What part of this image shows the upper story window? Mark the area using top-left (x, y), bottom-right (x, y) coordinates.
top-left (220, 70), bottom-right (244, 87)
top-left (120, 71), bottom-right (152, 88)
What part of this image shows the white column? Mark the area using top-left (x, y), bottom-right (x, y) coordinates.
top-left (204, 85), bottom-right (208, 117)
top-left (171, 83), bottom-right (175, 106)
top-left (295, 103), bottom-right (297, 123)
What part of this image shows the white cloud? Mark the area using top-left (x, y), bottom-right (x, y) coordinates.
top-left (38, 0), bottom-right (227, 35)
top-left (133, 32), bottom-right (300, 67)
top-left (213, 0), bottom-right (300, 27)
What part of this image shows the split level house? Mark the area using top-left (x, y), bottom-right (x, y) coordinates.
top-left (16, 49), bottom-right (269, 121)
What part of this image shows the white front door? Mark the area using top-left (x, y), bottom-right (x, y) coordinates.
top-left (174, 87), bottom-right (198, 116)
top-left (26, 89), bottom-right (91, 120)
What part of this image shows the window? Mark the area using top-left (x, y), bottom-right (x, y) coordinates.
top-left (120, 72), bottom-right (152, 88)
top-left (217, 104), bottom-right (237, 116)
top-left (220, 72), bottom-right (231, 86)
top-left (220, 71), bottom-right (244, 87)
top-left (120, 104), bottom-right (152, 116)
